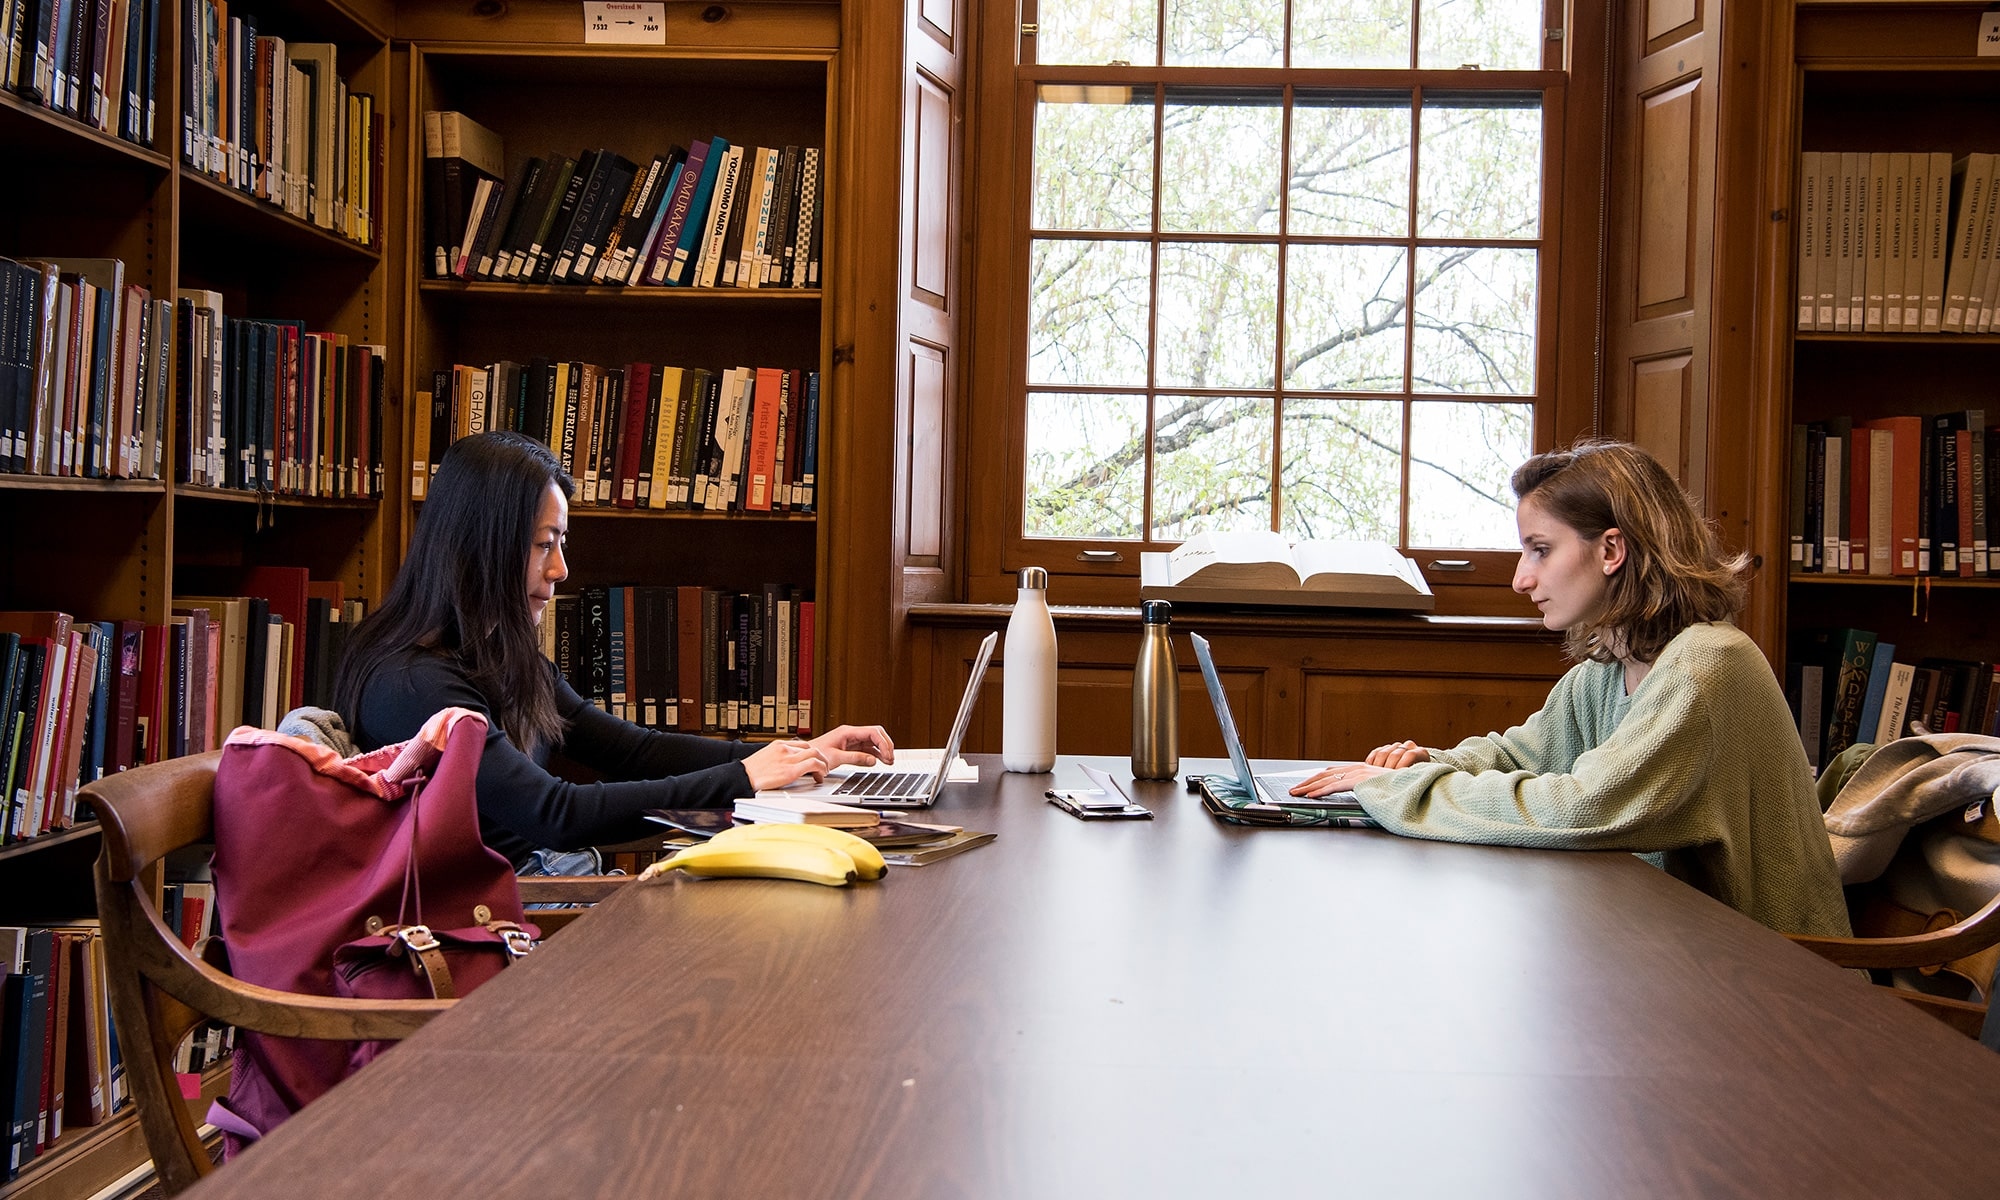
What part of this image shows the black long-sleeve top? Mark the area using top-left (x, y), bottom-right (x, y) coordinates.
top-left (350, 648), bottom-right (754, 868)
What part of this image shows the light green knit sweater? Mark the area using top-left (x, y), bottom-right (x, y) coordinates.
top-left (1354, 622), bottom-right (1852, 937)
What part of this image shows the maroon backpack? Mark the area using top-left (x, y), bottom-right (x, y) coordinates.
top-left (207, 707), bottom-right (536, 1154)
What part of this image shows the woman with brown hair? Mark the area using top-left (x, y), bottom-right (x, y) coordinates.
top-left (1293, 440), bottom-right (1849, 937)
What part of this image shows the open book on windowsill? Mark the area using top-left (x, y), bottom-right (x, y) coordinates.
top-left (1140, 531), bottom-right (1435, 612)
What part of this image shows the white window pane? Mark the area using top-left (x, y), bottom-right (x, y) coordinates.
top-left (1411, 245), bottom-right (1537, 394)
top-left (1035, 88), bottom-right (1156, 233)
top-left (1029, 238), bottom-right (1154, 387)
top-left (1036, 0), bottom-right (1159, 66)
top-left (1418, 0), bottom-right (1542, 71)
top-left (1166, 0), bottom-right (1283, 66)
top-left (1157, 242), bottom-right (1279, 389)
top-left (1280, 397), bottom-right (1402, 540)
top-left (1162, 93), bottom-right (1282, 234)
top-left (1152, 395), bottom-right (1275, 539)
top-left (1284, 243), bottom-right (1408, 392)
top-left (1406, 400), bottom-right (1530, 547)
top-left (1292, 0), bottom-right (1413, 68)
top-left (1288, 94), bottom-right (1412, 238)
top-left (1418, 97), bottom-right (1542, 239)
top-left (1026, 392), bottom-right (1148, 538)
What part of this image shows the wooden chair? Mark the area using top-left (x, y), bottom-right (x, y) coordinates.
top-left (1789, 801), bottom-right (2000, 1049)
top-left (85, 752), bottom-right (627, 1194)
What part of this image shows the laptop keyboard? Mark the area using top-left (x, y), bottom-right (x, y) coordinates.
top-left (832, 772), bottom-right (927, 798)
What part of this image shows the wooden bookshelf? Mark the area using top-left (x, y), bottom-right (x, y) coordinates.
top-left (401, 25), bottom-right (838, 735)
top-left (1, 0), bottom-right (395, 1191)
top-left (1767, 0), bottom-right (2000, 754)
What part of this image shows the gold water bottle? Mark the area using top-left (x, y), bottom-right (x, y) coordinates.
top-left (1131, 600), bottom-right (1179, 779)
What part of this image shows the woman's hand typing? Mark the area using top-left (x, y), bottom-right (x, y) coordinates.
top-left (809, 725), bottom-right (896, 770)
top-left (741, 740), bottom-right (835, 790)
top-left (739, 726), bottom-right (898, 791)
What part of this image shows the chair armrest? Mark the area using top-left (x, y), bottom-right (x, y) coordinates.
top-left (1788, 888), bottom-right (2000, 970)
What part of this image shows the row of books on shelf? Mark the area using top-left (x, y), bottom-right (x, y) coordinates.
top-left (1789, 410), bottom-right (1994, 576)
top-left (0, 256), bottom-right (169, 480)
top-left (424, 110), bottom-right (823, 290)
top-left (1795, 150), bottom-right (2000, 334)
top-left (175, 297), bottom-right (387, 498)
top-left (181, 2), bottom-right (380, 246)
top-left (1, 569), bottom-right (354, 843)
top-left (0, 924), bottom-right (132, 1181)
top-left (417, 361), bottom-right (818, 515)
top-left (2, 0), bottom-right (159, 148)
top-left (544, 584), bottom-right (816, 737)
top-left (0, 255), bottom-right (387, 495)
top-left (1788, 626), bottom-right (2000, 771)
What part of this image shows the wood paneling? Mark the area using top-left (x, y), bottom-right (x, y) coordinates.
top-left (1301, 670), bottom-right (1552, 758)
top-left (913, 71), bottom-right (951, 302)
top-left (919, 0), bottom-right (952, 43)
top-left (893, 0), bottom-right (966, 615)
top-left (1647, 0), bottom-right (1698, 45)
top-left (1606, 5), bottom-right (1715, 517)
top-left (906, 342), bottom-right (947, 560)
top-left (1638, 79), bottom-right (1698, 311)
top-left (1631, 352), bottom-right (1693, 484)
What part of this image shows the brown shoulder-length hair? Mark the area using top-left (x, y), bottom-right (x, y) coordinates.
top-left (1512, 440), bottom-right (1750, 665)
top-left (335, 432), bottom-right (574, 753)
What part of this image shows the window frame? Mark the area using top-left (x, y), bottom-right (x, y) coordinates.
top-left (960, 0), bottom-right (1607, 609)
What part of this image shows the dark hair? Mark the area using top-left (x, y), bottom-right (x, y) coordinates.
top-left (335, 432), bottom-right (575, 752)
top-left (1512, 440), bottom-right (1749, 665)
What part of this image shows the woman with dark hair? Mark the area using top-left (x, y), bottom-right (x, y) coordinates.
top-left (1291, 440), bottom-right (1849, 937)
top-left (334, 431), bottom-right (893, 874)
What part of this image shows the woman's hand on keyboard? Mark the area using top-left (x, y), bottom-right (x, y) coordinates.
top-left (810, 725), bottom-right (897, 770)
top-left (742, 740), bottom-right (834, 790)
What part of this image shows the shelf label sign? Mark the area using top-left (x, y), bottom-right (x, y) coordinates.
top-left (584, 1), bottom-right (666, 45)
top-left (1982, 12), bottom-right (2000, 57)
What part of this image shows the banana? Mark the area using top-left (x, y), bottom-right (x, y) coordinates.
top-left (708, 822), bottom-right (887, 881)
top-left (651, 837), bottom-right (857, 887)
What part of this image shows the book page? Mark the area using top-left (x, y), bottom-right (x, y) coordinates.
top-left (1165, 530), bottom-right (1301, 588)
top-left (1291, 540), bottom-right (1430, 595)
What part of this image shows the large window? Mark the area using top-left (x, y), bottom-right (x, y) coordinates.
top-left (1016, 0), bottom-right (1559, 555)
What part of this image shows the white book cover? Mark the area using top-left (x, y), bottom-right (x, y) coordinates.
top-left (1979, 157), bottom-right (2000, 332)
top-left (1867, 427), bottom-right (1893, 576)
top-left (745, 147), bottom-right (779, 290)
top-left (1821, 433), bottom-right (1843, 572)
top-left (1797, 662), bottom-right (1825, 769)
top-left (1864, 151), bottom-right (1887, 331)
top-left (1921, 151), bottom-right (1952, 329)
top-left (1818, 153), bottom-right (1840, 329)
top-left (1798, 151), bottom-right (1819, 330)
top-left (1965, 154), bottom-right (2000, 333)
top-left (1848, 155), bottom-right (1870, 330)
top-left (695, 145), bottom-right (744, 288)
top-left (710, 369), bottom-right (752, 511)
top-left (1883, 151), bottom-right (1908, 332)
top-left (1834, 151), bottom-right (1858, 331)
top-left (1873, 662), bottom-right (1917, 745)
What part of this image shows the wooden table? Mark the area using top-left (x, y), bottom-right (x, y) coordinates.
top-left (187, 756), bottom-right (2000, 1198)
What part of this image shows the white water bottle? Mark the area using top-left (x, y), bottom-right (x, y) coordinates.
top-left (1002, 566), bottom-right (1057, 773)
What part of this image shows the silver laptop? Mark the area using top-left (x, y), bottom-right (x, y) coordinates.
top-left (820, 631), bottom-right (997, 808)
top-left (1188, 632), bottom-right (1355, 808)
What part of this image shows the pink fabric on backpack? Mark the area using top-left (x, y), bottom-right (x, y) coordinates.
top-left (207, 707), bottom-right (525, 1154)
